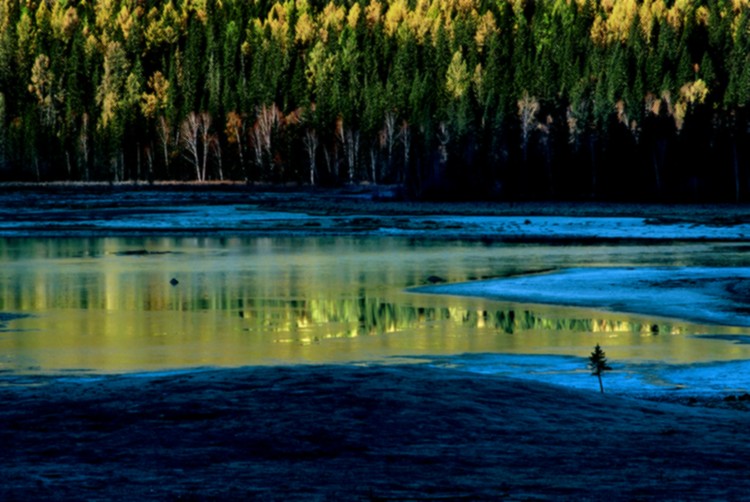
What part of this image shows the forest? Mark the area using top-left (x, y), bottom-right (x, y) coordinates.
top-left (1, 0), bottom-right (750, 200)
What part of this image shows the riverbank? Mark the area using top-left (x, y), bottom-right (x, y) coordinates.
top-left (2, 364), bottom-right (750, 501)
top-left (1, 183), bottom-right (750, 239)
top-left (417, 267), bottom-right (750, 328)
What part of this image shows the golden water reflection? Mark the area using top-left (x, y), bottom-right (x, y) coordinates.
top-left (0, 237), bottom-right (749, 373)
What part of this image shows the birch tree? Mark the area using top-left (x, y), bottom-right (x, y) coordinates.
top-left (517, 91), bottom-right (539, 165)
top-left (303, 128), bottom-right (319, 185)
top-left (180, 112), bottom-right (201, 180)
top-left (251, 103), bottom-right (282, 178)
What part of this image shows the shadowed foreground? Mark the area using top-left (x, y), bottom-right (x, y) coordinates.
top-left (2, 365), bottom-right (749, 500)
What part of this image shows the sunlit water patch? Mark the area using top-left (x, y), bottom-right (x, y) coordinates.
top-left (1, 236), bottom-right (750, 394)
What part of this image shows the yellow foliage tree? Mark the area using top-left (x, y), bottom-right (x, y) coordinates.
top-left (140, 71), bottom-right (170, 119)
top-left (51, 2), bottom-right (79, 41)
top-left (384, 0), bottom-right (408, 36)
top-left (318, 2), bottom-right (345, 42)
top-left (29, 54), bottom-right (58, 128)
top-left (96, 41), bottom-right (129, 130)
top-left (445, 50), bottom-right (469, 99)
top-left (365, 0), bottom-right (383, 29)
top-left (674, 79), bottom-right (708, 130)
top-left (474, 10), bottom-right (496, 51)
top-left (347, 3), bottom-right (361, 30)
top-left (295, 12), bottom-right (316, 45)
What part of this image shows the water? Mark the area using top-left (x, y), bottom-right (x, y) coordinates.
top-left (1, 236), bottom-right (750, 392)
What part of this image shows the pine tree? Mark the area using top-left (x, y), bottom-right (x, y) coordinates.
top-left (588, 343), bottom-right (612, 394)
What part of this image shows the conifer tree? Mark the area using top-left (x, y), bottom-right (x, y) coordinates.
top-left (588, 343), bottom-right (612, 394)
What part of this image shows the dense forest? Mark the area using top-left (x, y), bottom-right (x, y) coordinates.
top-left (1, 0), bottom-right (750, 199)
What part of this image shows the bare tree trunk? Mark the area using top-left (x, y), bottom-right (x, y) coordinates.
top-left (429, 122), bottom-right (449, 190)
top-left (518, 91), bottom-right (539, 165)
top-left (336, 118), bottom-right (349, 182)
top-left (597, 373), bottom-right (604, 394)
top-left (211, 134), bottom-right (223, 181)
top-left (79, 113), bottom-right (89, 181)
top-left (252, 104), bottom-right (281, 178)
top-left (539, 116), bottom-right (554, 196)
top-left (303, 128), bottom-right (318, 185)
top-left (251, 123), bottom-right (264, 175)
top-left (157, 116), bottom-right (171, 178)
top-left (199, 112), bottom-right (212, 182)
top-left (333, 117), bottom-right (361, 184)
top-left (382, 112), bottom-right (396, 178)
top-left (145, 144), bottom-right (154, 184)
top-left (398, 120), bottom-right (411, 185)
top-left (180, 112), bottom-right (201, 180)
top-left (236, 132), bottom-right (245, 178)
top-left (323, 147), bottom-right (331, 179)
top-left (343, 128), bottom-right (359, 184)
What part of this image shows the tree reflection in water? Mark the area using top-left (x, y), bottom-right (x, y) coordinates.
top-left (0, 236), bottom-right (747, 373)
top-left (238, 297), bottom-right (680, 339)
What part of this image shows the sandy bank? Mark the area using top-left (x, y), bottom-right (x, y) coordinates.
top-left (2, 364), bottom-right (750, 500)
top-left (417, 267), bottom-right (750, 328)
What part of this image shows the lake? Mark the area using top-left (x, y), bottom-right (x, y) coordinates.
top-left (1, 236), bottom-right (750, 392)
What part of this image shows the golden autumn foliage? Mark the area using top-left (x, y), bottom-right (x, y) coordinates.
top-left (141, 71), bottom-right (170, 119)
top-left (2, 0), bottom-right (750, 196)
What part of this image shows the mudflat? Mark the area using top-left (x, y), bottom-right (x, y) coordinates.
top-left (1, 183), bottom-right (750, 239)
top-left (2, 365), bottom-right (750, 501)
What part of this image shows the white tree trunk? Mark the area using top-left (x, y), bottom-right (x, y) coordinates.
top-left (303, 128), bottom-right (319, 185)
top-left (199, 112), bottom-right (212, 181)
top-left (180, 112), bottom-right (201, 180)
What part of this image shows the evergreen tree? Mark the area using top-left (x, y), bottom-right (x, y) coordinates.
top-left (0, 0), bottom-right (744, 195)
top-left (588, 343), bottom-right (612, 394)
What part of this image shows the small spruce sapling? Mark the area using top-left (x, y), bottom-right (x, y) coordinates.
top-left (588, 343), bottom-right (612, 394)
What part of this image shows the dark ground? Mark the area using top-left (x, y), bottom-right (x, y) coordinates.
top-left (2, 181), bottom-right (750, 221)
top-left (1, 182), bottom-right (750, 243)
top-left (2, 365), bottom-right (750, 501)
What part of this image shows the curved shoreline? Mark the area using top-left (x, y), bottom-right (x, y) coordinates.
top-left (416, 266), bottom-right (750, 328)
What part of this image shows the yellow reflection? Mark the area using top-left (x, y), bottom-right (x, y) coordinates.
top-left (0, 236), bottom-right (749, 374)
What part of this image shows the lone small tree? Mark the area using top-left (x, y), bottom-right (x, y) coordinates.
top-left (588, 343), bottom-right (612, 394)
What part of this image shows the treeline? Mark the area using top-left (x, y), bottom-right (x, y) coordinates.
top-left (1, 0), bottom-right (750, 200)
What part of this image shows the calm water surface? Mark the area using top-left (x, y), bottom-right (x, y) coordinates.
top-left (1, 237), bottom-right (749, 376)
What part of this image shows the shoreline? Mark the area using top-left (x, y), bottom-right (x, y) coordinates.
top-left (1, 185), bottom-right (750, 240)
top-left (3, 181), bottom-right (750, 217)
top-left (3, 364), bottom-right (750, 500)
top-left (416, 267), bottom-right (750, 328)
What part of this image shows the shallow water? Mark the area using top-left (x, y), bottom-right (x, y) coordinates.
top-left (1, 236), bottom-right (750, 392)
